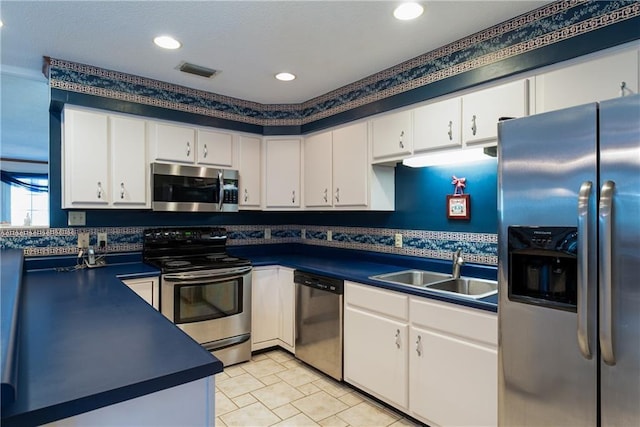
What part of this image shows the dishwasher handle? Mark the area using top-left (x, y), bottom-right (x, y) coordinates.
top-left (294, 270), bottom-right (344, 295)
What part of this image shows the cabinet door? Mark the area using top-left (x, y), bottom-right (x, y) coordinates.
top-left (413, 97), bottom-right (462, 152)
top-left (410, 326), bottom-right (497, 427)
top-left (63, 108), bottom-right (109, 207)
top-left (371, 110), bottom-right (413, 161)
top-left (265, 139), bottom-right (301, 208)
top-left (121, 277), bottom-right (159, 309)
top-left (462, 79), bottom-right (528, 144)
top-left (278, 268), bottom-right (295, 350)
top-left (333, 122), bottom-right (368, 207)
top-left (153, 123), bottom-right (195, 163)
top-left (238, 135), bottom-right (261, 208)
top-left (535, 49), bottom-right (639, 113)
top-left (304, 131), bottom-right (333, 208)
top-left (344, 306), bottom-right (409, 410)
top-left (196, 129), bottom-right (234, 167)
top-left (110, 116), bottom-right (149, 207)
top-left (251, 268), bottom-right (280, 349)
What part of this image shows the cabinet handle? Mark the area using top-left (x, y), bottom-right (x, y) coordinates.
top-left (620, 81), bottom-right (627, 97)
top-left (244, 188), bottom-right (248, 202)
top-left (395, 329), bottom-right (401, 349)
top-left (120, 182), bottom-right (125, 199)
top-left (335, 188), bottom-right (340, 203)
top-left (399, 131), bottom-right (405, 149)
top-left (292, 190), bottom-right (296, 204)
top-left (97, 182), bottom-right (102, 199)
top-left (203, 143), bottom-right (208, 158)
top-left (471, 115), bottom-right (477, 136)
top-left (448, 121), bottom-right (453, 140)
top-left (323, 188), bottom-right (328, 203)
top-left (416, 335), bottom-right (422, 356)
top-left (186, 141), bottom-right (191, 157)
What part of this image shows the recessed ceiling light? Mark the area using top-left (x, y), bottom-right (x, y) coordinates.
top-left (275, 72), bottom-right (296, 81)
top-left (393, 3), bottom-right (424, 20)
top-left (153, 35), bottom-right (181, 50)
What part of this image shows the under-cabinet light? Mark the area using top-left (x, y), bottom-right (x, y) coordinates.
top-left (402, 148), bottom-right (492, 167)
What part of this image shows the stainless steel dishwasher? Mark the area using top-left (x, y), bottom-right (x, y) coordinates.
top-left (294, 270), bottom-right (344, 381)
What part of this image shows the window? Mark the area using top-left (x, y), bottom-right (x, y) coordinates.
top-left (0, 172), bottom-right (49, 227)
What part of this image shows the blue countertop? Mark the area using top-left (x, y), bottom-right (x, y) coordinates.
top-left (1, 257), bottom-right (222, 427)
top-left (230, 245), bottom-right (498, 312)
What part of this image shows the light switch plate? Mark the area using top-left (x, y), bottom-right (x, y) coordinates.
top-left (264, 228), bottom-right (271, 239)
top-left (68, 211), bottom-right (86, 226)
top-left (394, 233), bottom-right (403, 248)
top-left (301, 229), bottom-right (306, 239)
top-left (327, 230), bottom-right (332, 241)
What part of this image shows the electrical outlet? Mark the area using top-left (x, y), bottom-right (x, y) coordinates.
top-left (394, 233), bottom-right (403, 248)
top-left (264, 228), bottom-right (271, 239)
top-left (98, 232), bottom-right (107, 249)
top-left (301, 229), bottom-right (306, 239)
top-left (68, 211), bottom-right (86, 226)
top-left (77, 232), bottom-right (90, 248)
top-left (327, 230), bottom-right (332, 241)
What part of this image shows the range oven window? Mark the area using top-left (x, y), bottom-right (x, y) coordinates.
top-left (174, 278), bottom-right (243, 324)
top-left (154, 174), bottom-right (220, 204)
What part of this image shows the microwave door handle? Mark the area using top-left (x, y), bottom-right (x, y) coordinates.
top-left (599, 180), bottom-right (616, 366)
top-left (218, 170), bottom-right (224, 211)
top-left (577, 181), bottom-right (592, 359)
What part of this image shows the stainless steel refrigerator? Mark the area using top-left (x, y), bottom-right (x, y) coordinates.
top-left (497, 94), bottom-right (639, 426)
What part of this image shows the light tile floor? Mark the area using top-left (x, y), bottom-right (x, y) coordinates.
top-left (215, 349), bottom-right (422, 427)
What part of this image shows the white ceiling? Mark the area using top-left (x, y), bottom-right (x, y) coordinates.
top-left (0, 0), bottom-right (549, 164)
top-left (1, 0), bottom-right (548, 105)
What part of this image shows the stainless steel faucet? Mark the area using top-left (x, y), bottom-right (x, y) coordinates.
top-left (452, 248), bottom-right (465, 279)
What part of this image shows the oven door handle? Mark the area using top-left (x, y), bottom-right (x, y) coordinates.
top-left (163, 267), bottom-right (252, 283)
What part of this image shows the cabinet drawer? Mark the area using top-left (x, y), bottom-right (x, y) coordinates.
top-left (345, 282), bottom-right (408, 321)
top-left (410, 297), bottom-right (497, 346)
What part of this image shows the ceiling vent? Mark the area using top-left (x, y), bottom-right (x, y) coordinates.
top-left (177, 62), bottom-right (219, 78)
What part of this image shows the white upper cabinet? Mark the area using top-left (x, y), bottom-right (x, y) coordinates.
top-left (151, 122), bottom-right (196, 163)
top-left (238, 135), bottom-right (262, 209)
top-left (333, 122), bottom-right (369, 208)
top-left (303, 131), bottom-right (333, 208)
top-left (462, 79), bottom-right (529, 145)
top-left (62, 106), bottom-right (148, 209)
top-left (264, 138), bottom-right (301, 209)
top-left (371, 110), bottom-right (413, 163)
top-left (109, 116), bottom-right (149, 207)
top-left (534, 48), bottom-right (639, 114)
top-left (413, 97), bottom-right (462, 153)
top-left (196, 129), bottom-right (234, 167)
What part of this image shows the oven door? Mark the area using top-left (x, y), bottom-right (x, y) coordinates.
top-left (161, 267), bottom-right (251, 351)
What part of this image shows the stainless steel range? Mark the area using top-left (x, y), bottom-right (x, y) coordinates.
top-left (143, 227), bottom-right (252, 366)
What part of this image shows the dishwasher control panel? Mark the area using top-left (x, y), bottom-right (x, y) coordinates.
top-left (293, 270), bottom-right (344, 295)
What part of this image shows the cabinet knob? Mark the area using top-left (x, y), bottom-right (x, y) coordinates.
top-left (120, 182), bottom-right (125, 199)
top-left (97, 182), bottom-right (102, 199)
top-left (323, 188), bottom-right (328, 203)
top-left (244, 188), bottom-right (248, 202)
top-left (203, 143), bottom-right (208, 158)
top-left (471, 115), bottom-right (477, 136)
top-left (620, 81), bottom-right (627, 97)
top-left (399, 130), bottom-right (405, 149)
top-left (335, 188), bottom-right (340, 203)
top-left (186, 141), bottom-right (191, 157)
top-left (448, 120), bottom-right (453, 141)
top-left (292, 190), bottom-right (296, 204)
top-left (416, 335), bottom-right (422, 356)
top-left (395, 329), bottom-right (401, 349)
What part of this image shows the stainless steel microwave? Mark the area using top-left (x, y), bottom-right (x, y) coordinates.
top-left (151, 163), bottom-right (239, 212)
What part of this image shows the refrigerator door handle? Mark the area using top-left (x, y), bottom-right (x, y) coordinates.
top-left (599, 180), bottom-right (616, 366)
top-left (577, 181), bottom-right (592, 359)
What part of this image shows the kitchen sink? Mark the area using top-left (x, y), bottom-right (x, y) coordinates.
top-left (425, 278), bottom-right (498, 299)
top-left (370, 270), bottom-right (451, 287)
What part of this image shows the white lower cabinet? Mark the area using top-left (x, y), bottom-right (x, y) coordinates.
top-left (409, 297), bottom-right (497, 426)
top-left (251, 267), bottom-right (295, 352)
top-left (344, 281), bottom-right (409, 411)
top-left (121, 277), bottom-right (159, 310)
top-left (344, 281), bottom-right (498, 426)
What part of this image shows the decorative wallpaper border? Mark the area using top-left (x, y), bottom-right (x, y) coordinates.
top-left (0, 225), bottom-right (497, 266)
top-left (44, 1), bottom-right (639, 127)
